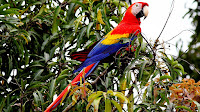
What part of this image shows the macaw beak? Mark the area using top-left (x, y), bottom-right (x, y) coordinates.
top-left (136, 5), bottom-right (149, 19)
top-left (143, 6), bottom-right (149, 19)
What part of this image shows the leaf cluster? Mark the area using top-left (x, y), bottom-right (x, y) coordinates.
top-left (0, 0), bottom-right (196, 112)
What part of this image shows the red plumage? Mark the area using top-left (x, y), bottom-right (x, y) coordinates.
top-left (70, 42), bottom-right (98, 62)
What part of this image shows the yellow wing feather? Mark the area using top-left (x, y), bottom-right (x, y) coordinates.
top-left (101, 31), bottom-right (130, 45)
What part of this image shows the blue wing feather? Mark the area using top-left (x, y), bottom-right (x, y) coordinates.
top-left (73, 35), bottom-right (137, 73)
top-left (87, 39), bottom-right (107, 57)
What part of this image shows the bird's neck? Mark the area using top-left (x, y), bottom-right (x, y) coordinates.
top-left (120, 13), bottom-right (141, 25)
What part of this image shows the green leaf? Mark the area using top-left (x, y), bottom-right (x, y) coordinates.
top-left (138, 35), bottom-right (143, 43)
top-left (0, 49), bottom-right (6, 54)
top-left (59, 69), bottom-right (71, 76)
top-left (66, 3), bottom-right (75, 18)
top-left (133, 107), bottom-right (141, 112)
top-left (124, 56), bottom-right (143, 72)
top-left (87, 92), bottom-right (103, 112)
top-left (86, 99), bottom-right (93, 111)
top-left (119, 78), bottom-right (126, 92)
top-left (93, 97), bottom-right (102, 112)
top-left (52, 6), bottom-right (61, 35)
top-left (49, 79), bottom-right (56, 99)
top-left (71, 0), bottom-right (87, 9)
top-left (72, 94), bottom-right (78, 105)
top-left (106, 77), bottom-right (111, 88)
top-left (37, 90), bottom-right (44, 111)
top-left (175, 106), bottom-right (192, 112)
top-left (173, 69), bottom-right (182, 76)
top-left (162, 57), bottom-right (175, 79)
top-left (77, 27), bottom-right (87, 47)
top-left (113, 92), bottom-right (129, 103)
top-left (152, 69), bottom-right (159, 78)
top-left (173, 63), bottom-right (184, 74)
top-left (171, 60), bottom-right (178, 66)
top-left (74, 15), bottom-right (85, 33)
top-left (56, 75), bottom-right (68, 85)
top-left (134, 44), bottom-right (141, 58)
top-left (87, 22), bottom-right (94, 38)
top-left (0, 97), bottom-right (6, 111)
top-left (27, 82), bottom-right (45, 90)
top-left (111, 15), bottom-right (120, 23)
top-left (141, 42), bottom-right (147, 52)
top-left (105, 99), bottom-right (111, 112)
top-left (33, 69), bottom-right (44, 81)
top-left (49, 46), bottom-right (58, 59)
top-left (22, 100), bottom-right (28, 112)
top-left (138, 60), bottom-right (148, 81)
top-left (44, 52), bottom-right (50, 62)
top-left (107, 90), bottom-right (114, 95)
top-left (159, 75), bottom-right (173, 81)
top-left (88, 91), bottom-right (103, 101)
top-left (33, 92), bottom-right (39, 106)
top-left (24, 48), bottom-right (29, 65)
top-left (160, 92), bottom-right (169, 105)
top-left (21, 79), bottom-right (27, 90)
top-left (33, 4), bottom-right (45, 19)
top-left (126, 71), bottom-right (131, 86)
top-left (111, 100), bottom-right (122, 112)
top-left (1, 8), bottom-right (19, 15)
top-left (127, 94), bottom-right (134, 112)
top-left (0, 4), bottom-right (10, 11)
top-left (19, 38), bottom-right (25, 56)
top-left (33, 1), bottom-right (43, 5)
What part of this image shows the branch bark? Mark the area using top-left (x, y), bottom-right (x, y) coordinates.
top-left (62, 96), bottom-right (81, 112)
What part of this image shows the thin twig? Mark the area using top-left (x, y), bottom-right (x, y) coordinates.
top-left (177, 31), bottom-right (199, 59)
top-left (141, 33), bottom-right (156, 61)
top-left (164, 29), bottom-right (194, 42)
top-left (62, 95), bottom-right (81, 112)
top-left (91, 69), bottom-right (108, 85)
top-left (156, 0), bottom-right (175, 40)
top-left (178, 58), bottom-right (200, 74)
top-left (0, 76), bottom-right (18, 86)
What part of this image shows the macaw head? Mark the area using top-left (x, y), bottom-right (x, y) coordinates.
top-left (122, 2), bottom-right (149, 24)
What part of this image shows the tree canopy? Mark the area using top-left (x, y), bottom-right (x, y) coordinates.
top-left (178, 0), bottom-right (200, 81)
top-left (0, 0), bottom-right (200, 112)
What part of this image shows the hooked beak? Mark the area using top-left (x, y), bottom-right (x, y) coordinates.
top-left (136, 5), bottom-right (149, 19)
top-left (143, 6), bottom-right (149, 19)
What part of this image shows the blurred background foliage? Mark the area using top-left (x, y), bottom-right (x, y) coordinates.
top-left (178, 0), bottom-right (200, 81)
top-left (0, 0), bottom-right (199, 112)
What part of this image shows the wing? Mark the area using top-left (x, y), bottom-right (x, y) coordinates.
top-left (70, 41), bottom-right (98, 62)
top-left (73, 23), bottom-right (141, 73)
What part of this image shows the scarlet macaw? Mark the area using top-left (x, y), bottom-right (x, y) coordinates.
top-left (45, 2), bottom-right (149, 112)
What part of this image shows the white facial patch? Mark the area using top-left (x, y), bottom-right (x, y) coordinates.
top-left (131, 3), bottom-right (142, 16)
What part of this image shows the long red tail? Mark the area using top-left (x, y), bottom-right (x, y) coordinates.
top-left (44, 63), bottom-right (96, 112)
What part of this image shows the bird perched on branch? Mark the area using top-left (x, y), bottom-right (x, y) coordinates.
top-left (45, 2), bottom-right (149, 112)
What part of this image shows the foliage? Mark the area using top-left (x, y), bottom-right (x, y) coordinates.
top-left (178, 0), bottom-right (200, 81)
top-left (0, 0), bottom-right (199, 112)
top-left (169, 78), bottom-right (200, 112)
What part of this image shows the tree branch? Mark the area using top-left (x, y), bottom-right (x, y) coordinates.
top-left (91, 68), bottom-right (108, 85)
top-left (62, 96), bottom-right (81, 112)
